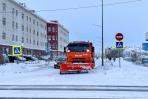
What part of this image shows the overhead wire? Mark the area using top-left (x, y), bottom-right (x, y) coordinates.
top-left (0, 0), bottom-right (143, 47)
top-left (0, 0), bottom-right (143, 13)
top-left (35, 0), bottom-right (143, 12)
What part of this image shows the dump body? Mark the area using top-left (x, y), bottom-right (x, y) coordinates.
top-left (60, 41), bottom-right (95, 74)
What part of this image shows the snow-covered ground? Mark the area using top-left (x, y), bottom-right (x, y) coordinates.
top-left (0, 59), bottom-right (148, 85)
top-left (0, 61), bottom-right (49, 74)
top-left (1, 59), bottom-right (148, 98)
top-left (1, 90), bottom-right (148, 99)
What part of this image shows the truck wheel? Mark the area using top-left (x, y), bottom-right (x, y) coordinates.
top-left (77, 71), bottom-right (81, 73)
top-left (57, 66), bottom-right (60, 69)
top-left (60, 71), bottom-right (64, 75)
top-left (85, 70), bottom-right (89, 73)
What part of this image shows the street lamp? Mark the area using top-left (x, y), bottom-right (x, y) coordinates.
top-left (101, 0), bottom-right (104, 66)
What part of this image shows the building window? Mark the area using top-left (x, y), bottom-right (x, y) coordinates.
top-left (22, 37), bottom-right (24, 43)
top-left (26, 38), bottom-right (28, 43)
top-left (33, 19), bottom-right (35, 25)
top-left (50, 36), bottom-right (52, 40)
top-left (33, 30), bottom-right (35, 35)
top-left (26, 26), bottom-right (28, 32)
top-left (16, 10), bottom-right (18, 16)
top-left (22, 25), bottom-right (24, 31)
top-left (22, 13), bottom-right (24, 19)
top-left (29, 17), bottom-right (31, 22)
top-left (33, 40), bottom-right (35, 45)
top-left (2, 48), bottom-right (9, 55)
top-left (30, 28), bottom-right (31, 33)
top-left (52, 27), bottom-right (55, 32)
top-left (2, 32), bottom-right (6, 40)
top-left (12, 21), bottom-right (14, 29)
top-left (16, 22), bottom-right (18, 30)
top-left (37, 21), bottom-right (39, 26)
top-left (37, 41), bottom-right (39, 46)
top-left (48, 27), bottom-right (51, 32)
top-left (16, 35), bottom-right (18, 42)
top-left (45, 25), bottom-right (47, 30)
top-left (2, 3), bottom-right (6, 11)
top-left (55, 28), bottom-right (58, 32)
top-left (2, 18), bottom-right (6, 26)
top-left (30, 39), bottom-right (31, 44)
top-left (48, 35), bottom-right (51, 40)
top-left (12, 34), bottom-right (15, 41)
top-left (26, 16), bottom-right (28, 21)
top-left (54, 36), bottom-right (56, 40)
top-left (37, 32), bottom-right (39, 36)
top-left (53, 35), bottom-right (55, 40)
top-left (12, 8), bottom-right (15, 15)
top-left (12, 21), bottom-right (15, 29)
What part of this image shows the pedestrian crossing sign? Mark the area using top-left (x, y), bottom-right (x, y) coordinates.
top-left (116, 42), bottom-right (123, 49)
top-left (12, 46), bottom-right (22, 56)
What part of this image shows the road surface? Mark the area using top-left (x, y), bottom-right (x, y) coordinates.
top-left (0, 85), bottom-right (148, 98)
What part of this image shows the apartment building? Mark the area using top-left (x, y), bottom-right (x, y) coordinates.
top-left (0, 0), bottom-right (47, 63)
top-left (47, 21), bottom-right (69, 57)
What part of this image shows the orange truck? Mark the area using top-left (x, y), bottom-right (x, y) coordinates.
top-left (60, 41), bottom-right (95, 74)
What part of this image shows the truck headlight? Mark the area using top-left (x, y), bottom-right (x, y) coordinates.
top-left (87, 49), bottom-right (90, 52)
top-left (67, 50), bottom-right (70, 52)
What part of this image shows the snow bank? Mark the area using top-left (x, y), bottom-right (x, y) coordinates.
top-left (1, 58), bottom-right (148, 86)
top-left (0, 60), bottom-right (48, 74)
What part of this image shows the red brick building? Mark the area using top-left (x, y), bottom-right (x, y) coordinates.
top-left (47, 21), bottom-right (69, 57)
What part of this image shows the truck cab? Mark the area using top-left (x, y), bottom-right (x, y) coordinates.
top-left (60, 41), bottom-right (95, 74)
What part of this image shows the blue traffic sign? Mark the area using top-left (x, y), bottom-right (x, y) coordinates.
top-left (116, 42), bottom-right (123, 48)
top-left (14, 47), bottom-right (21, 54)
top-left (12, 46), bottom-right (22, 56)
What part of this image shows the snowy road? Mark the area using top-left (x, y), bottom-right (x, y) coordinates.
top-left (1, 59), bottom-right (148, 98)
top-left (1, 85), bottom-right (148, 98)
top-left (1, 85), bottom-right (148, 92)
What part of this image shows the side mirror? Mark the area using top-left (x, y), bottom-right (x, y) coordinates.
top-left (92, 47), bottom-right (94, 52)
top-left (64, 47), bottom-right (66, 53)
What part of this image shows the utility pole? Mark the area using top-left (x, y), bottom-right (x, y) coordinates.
top-left (101, 0), bottom-right (104, 66)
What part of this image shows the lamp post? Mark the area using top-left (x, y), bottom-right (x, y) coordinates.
top-left (101, 0), bottom-right (104, 66)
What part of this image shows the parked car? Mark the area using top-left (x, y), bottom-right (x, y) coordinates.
top-left (8, 56), bottom-right (26, 63)
top-left (54, 57), bottom-right (66, 69)
top-left (8, 56), bottom-right (18, 63)
top-left (23, 55), bottom-right (36, 61)
top-left (18, 56), bottom-right (26, 61)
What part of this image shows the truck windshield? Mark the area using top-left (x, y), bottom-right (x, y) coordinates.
top-left (67, 43), bottom-right (89, 52)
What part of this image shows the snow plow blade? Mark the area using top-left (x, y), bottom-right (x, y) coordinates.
top-left (60, 63), bottom-right (95, 74)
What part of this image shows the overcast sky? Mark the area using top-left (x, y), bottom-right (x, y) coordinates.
top-left (18, 0), bottom-right (148, 52)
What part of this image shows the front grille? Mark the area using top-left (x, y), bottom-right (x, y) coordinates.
top-left (72, 58), bottom-right (86, 63)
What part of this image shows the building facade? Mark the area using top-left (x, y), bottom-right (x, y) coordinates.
top-left (0, 0), bottom-right (47, 63)
top-left (47, 21), bottom-right (69, 57)
top-left (145, 32), bottom-right (148, 41)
